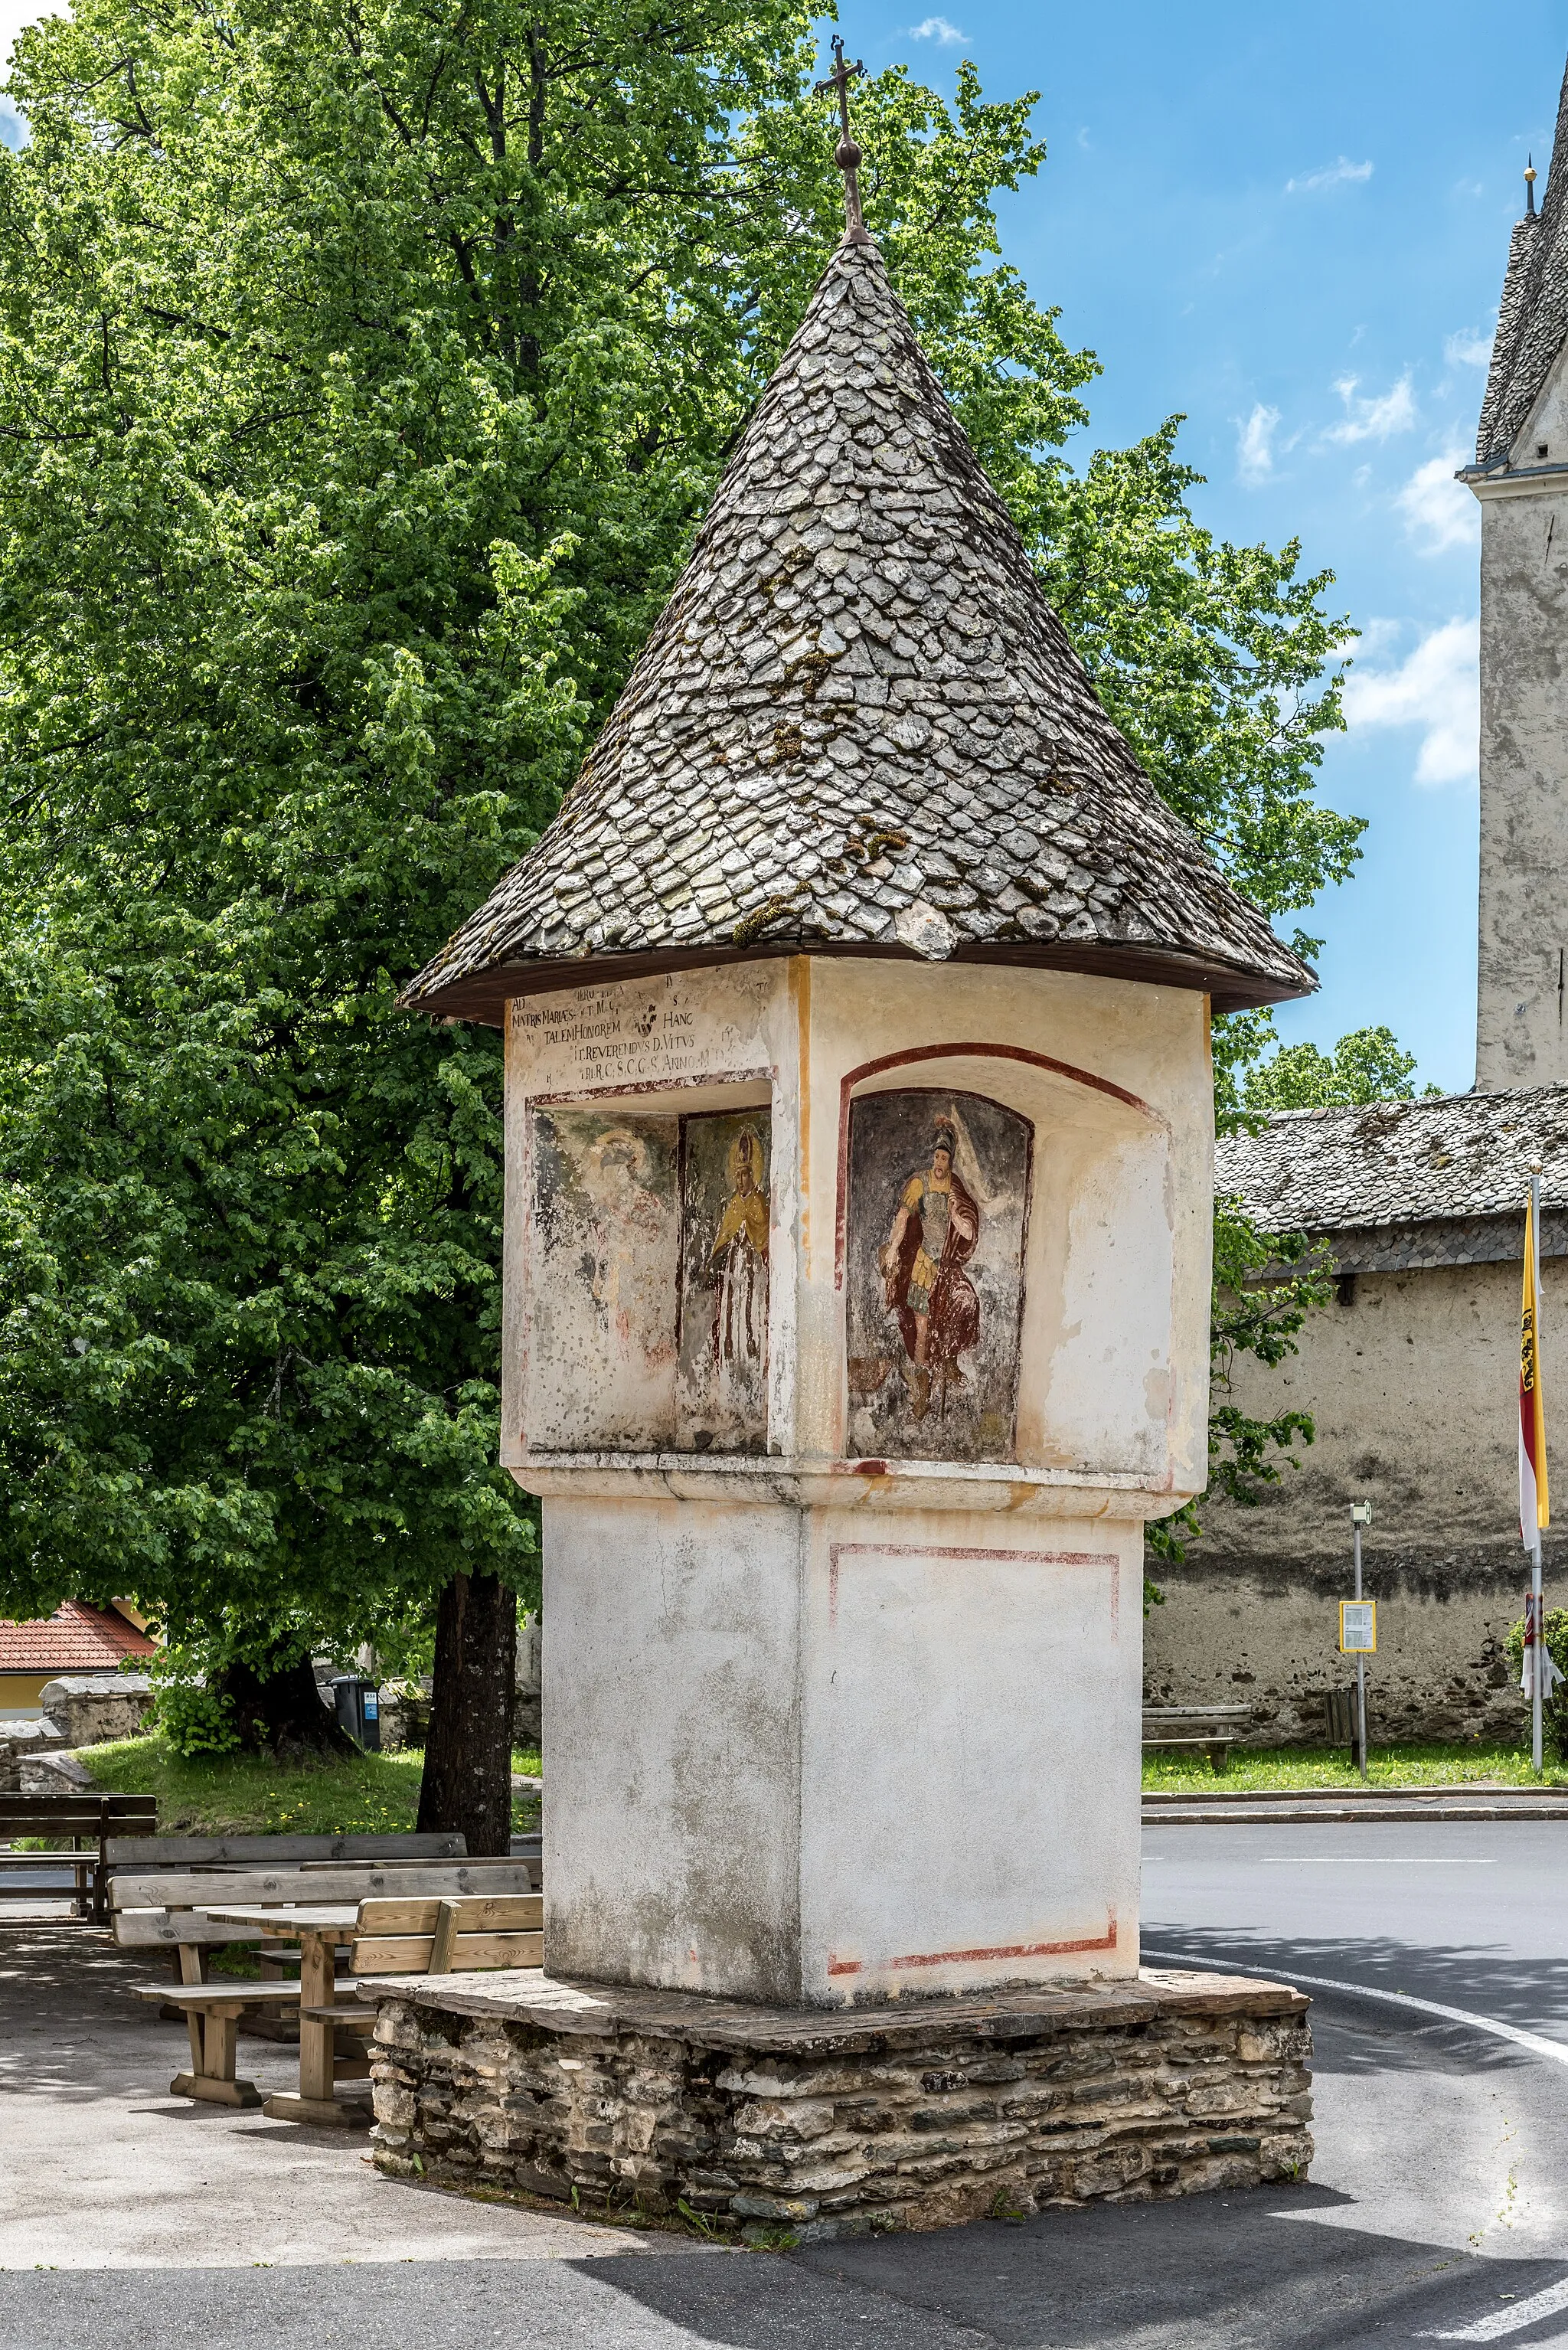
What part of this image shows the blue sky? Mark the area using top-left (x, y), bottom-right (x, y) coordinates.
top-left (848, 0), bottom-right (1568, 1092)
top-left (2, 5), bottom-right (1560, 1091)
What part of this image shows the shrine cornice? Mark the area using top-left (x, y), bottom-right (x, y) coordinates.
top-left (505, 1450), bottom-right (1194, 1521)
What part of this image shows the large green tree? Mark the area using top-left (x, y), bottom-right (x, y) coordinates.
top-left (1241, 1023), bottom-right (1439, 1113)
top-left (0, 0), bottom-right (1357, 1773)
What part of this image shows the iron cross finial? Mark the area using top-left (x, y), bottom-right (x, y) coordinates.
top-left (814, 34), bottom-right (874, 247)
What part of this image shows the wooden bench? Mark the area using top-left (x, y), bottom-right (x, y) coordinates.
top-left (105, 1831), bottom-right (466, 1874)
top-left (0, 1793), bottom-right (158, 1919)
top-left (352, 1892), bottom-right (544, 1978)
top-left (1141, 1705), bottom-right (1253, 1773)
top-left (109, 1861), bottom-right (538, 1984)
top-left (129, 1890), bottom-right (544, 2110)
top-left (132, 1980), bottom-right (307, 2108)
top-left (322, 1894), bottom-right (547, 2054)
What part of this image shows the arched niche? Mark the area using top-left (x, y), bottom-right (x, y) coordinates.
top-left (836, 1045), bottom-right (1174, 1478)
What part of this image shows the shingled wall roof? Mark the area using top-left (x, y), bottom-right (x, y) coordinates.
top-left (1216, 1087), bottom-right (1568, 1237)
top-left (1476, 55), bottom-right (1568, 469)
top-left (404, 239), bottom-right (1314, 1022)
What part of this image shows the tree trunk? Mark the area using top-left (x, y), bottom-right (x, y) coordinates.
top-left (416, 1571), bottom-right (517, 1855)
top-left (218, 1650), bottom-right (358, 1760)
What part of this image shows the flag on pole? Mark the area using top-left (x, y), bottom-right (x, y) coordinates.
top-left (1520, 1189), bottom-right (1549, 1543)
top-left (1520, 1188), bottom-right (1561, 1704)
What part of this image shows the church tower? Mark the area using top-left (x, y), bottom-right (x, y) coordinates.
top-left (1469, 58), bottom-right (1568, 1088)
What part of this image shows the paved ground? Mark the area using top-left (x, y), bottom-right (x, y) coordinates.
top-left (4, 1822), bottom-right (1568, 2348)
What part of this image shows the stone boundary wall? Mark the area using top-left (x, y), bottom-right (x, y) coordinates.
top-left (364, 1969), bottom-right (1312, 2237)
top-left (1156, 1252), bottom-right (1557, 1747)
top-left (1144, 1561), bottom-right (1527, 1747)
top-left (37, 1675), bottom-right (154, 1749)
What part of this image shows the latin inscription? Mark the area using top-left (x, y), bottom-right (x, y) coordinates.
top-left (513, 980), bottom-right (706, 1089)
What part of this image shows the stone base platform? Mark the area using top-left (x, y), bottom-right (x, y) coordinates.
top-left (359, 1966), bottom-right (1312, 2238)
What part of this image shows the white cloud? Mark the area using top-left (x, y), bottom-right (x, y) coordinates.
top-left (908, 15), bottom-right (968, 41)
top-left (1236, 403), bottom-right (1282, 487)
top-left (1445, 328), bottom-right (1493, 368)
top-left (1355, 616), bottom-right (1405, 660)
top-left (1285, 157), bottom-right (1374, 195)
top-left (1343, 616), bottom-right (1478, 786)
top-left (1396, 451), bottom-right (1480, 554)
top-left (1325, 373), bottom-right (1417, 443)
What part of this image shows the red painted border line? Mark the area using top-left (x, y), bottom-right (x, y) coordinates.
top-left (827, 1918), bottom-right (1118, 1976)
top-left (832, 1542), bottom-right (1116, 1564)
top-left (834, 1041), bottom-right (1162, 1290)
top-left (826, 1540), bottom-right (1118, 1631)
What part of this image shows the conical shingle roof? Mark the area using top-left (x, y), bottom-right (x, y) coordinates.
top-left (1475, 56), bottom-right (1568, 470)
top-left (404, 240), bottom-right (1315, 1020)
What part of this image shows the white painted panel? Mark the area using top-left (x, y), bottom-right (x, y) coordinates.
top-left (799, 1525), bottom-right (1140, 2001)
top-left (524, 1110), bottom-right (681, 1450)
top-left (1043, 1131), bottom-right (1174, 1474)
top-left (543, 1495), bottom-right (802, 2002)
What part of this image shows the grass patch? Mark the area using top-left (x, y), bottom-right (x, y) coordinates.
top-left (69, 1732), bottom-right (544, 1837)
top-left (1142, 1740), bottom-right (1568, 1792)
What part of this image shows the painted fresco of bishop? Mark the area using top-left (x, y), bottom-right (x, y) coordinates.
top-left (879, 1111), bottom-right (981, 1419)
top-left (709, 1125), bottom-right (769, 1387)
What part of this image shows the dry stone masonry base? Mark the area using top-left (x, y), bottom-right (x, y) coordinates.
top-left (364, 1968), bottom-right (1312, 2237)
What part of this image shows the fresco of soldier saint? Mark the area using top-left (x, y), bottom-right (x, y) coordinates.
top-left (847, 1088), bottom-right (1031, 1463)
top-left (879, 1113), bottom-right (979, 1420)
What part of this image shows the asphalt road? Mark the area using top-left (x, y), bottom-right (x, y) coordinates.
top-left (5, 1822), bottom-right (1568, 2350)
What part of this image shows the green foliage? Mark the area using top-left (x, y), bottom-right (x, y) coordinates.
top-left (1143, 1740), bottom-right (1567, 1791)
top-left (1243, 1024), bottom-right (1440, 1113)
top-left (1504, 1609), bottom-right (1568, 1759)
top-left (145, 1647), bottom-right (240, 1760)
top-left (1147, 1198), bottom-right (1331, 1565)
top-left (1032, 423), bottom-right (1360, 921)
top-left (0, 0), bottom-right (1359, 1652)
top-left (77, 1728), bottom-right (544, 1832)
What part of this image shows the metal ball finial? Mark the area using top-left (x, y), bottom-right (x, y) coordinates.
top-left (814, 34), bottom-right (874, 247)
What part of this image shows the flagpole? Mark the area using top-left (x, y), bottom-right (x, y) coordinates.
top-left (1533, 1162), bottom-right (1544, 1776)
top-left (1353, 1511), bottom-right (1367, 1781)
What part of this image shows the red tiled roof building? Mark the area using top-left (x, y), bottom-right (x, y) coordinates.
top-left (0, 1602), bottom-right (156, 1714)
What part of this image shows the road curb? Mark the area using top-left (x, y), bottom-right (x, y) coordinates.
top-left (1142, 1780), bottom-right (1568, 1804)
top-left (1144, 1796), bottom-right (1568, 1823)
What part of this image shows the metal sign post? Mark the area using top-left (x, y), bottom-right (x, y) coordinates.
top-left (1531, 1548), bottom-right (1545, 1777)
top-left (1349, 1502), bottom-right (1374, 1780)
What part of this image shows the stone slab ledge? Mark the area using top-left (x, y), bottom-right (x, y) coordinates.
top-left (356, 1964), bottom-right (1306, 2041)
top-left (360, 1966), bottom-right (1312, 2235)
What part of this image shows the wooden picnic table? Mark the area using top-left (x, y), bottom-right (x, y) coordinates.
top-left (200, 1904), bottom-right (367, 2128)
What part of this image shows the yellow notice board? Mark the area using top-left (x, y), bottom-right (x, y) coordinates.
top-left (1339, 1600), bottom-right (1377, 1654)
